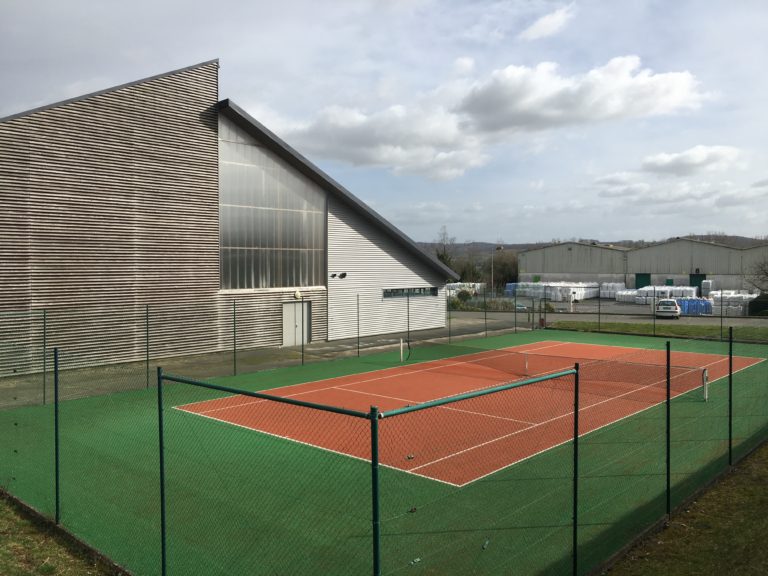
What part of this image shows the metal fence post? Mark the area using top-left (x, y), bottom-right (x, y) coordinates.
top-left (666, 341), bottom-right (671, 517)
top-left (146, 304), bottom-right (150, 389)
top-left (728, 326), bottom-right (733, 466)
top-left (233, 299), bottom-right (238, 376)
top-left (720, 296), bottom-right (724, 341)
top-left (653, 287), bottom-right (656, 336)
top-left (370, 406), bottom-right (381, 576)
top-left (447, 290), bottom-right (451, 343)
top-left (514, 291), bottom-right (517, 333)
top-left (357, 293), bottom-right (361, 357)
top-left (484, 287), bottom-right (488, 338)
top-left (43, 309), bottom-right (47, 404)
top-left (157, 367), bottom-right (167, 576)
top-left (572, 363), bottom-right (580, 575)
top-left (301, 296), bottom-right (305, 366)
top-left (597, 284), bottom-right (601, 333)
top-left (544, 286), bottom-right (548, 328)
top-left (54, 347), bottom-right (60, 525)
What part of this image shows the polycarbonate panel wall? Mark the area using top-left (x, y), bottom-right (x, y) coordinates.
top-left (219, 116), bottom-right (326, 289)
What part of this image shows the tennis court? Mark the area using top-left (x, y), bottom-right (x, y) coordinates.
top-left (178, 341), bottom-right (761, 486)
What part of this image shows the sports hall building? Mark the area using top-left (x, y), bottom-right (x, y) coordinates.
top-left (0, 60), bottom-right (456, 365)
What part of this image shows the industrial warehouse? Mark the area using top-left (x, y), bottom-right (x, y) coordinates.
top-left (0, 60), bottom-right (457, 368)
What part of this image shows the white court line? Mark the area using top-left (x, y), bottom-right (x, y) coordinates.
top-left (193, 342), bottom-right (570, 415)
top-left (410, 356), bottom-right (728, 474)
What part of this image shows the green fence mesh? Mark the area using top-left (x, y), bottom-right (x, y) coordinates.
top-left (378, 373), bottom-right (575, 575)
top-left (162, 380), bottom-right (372, 575)
top-left (732, 329), bottom-right (768, 461)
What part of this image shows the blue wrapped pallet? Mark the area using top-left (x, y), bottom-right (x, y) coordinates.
top-left (504, 283), bottom-right (518, 297)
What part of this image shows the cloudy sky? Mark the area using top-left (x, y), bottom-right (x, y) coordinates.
top-left (2, 0), bottom-right (767, 243)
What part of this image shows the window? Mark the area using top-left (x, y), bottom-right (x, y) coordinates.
top-left (219, 117), bottom-right (326, 290)
top-left (383, 287), bottom-right (438, 298)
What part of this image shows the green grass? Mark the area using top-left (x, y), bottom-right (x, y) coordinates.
top-left (0, 495), bottom-right (117, 576)
top-left (0, 330), bottom-right (766, 575)
top-left (550, 320), bottom-right (768, 343)
top-left (606, 438), bottom-right (768, 575)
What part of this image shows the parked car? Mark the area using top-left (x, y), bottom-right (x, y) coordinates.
top-left (655, 299), bottom-right (681, 319)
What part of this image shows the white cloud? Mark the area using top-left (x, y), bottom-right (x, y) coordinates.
top-left (453, 57), bottom-right (475, 76)
top-left (641, 145), bottom-right (742, 176)
top-left (752, 178), bottom-right (768, 188)
top-left (518, 3), bottom-right (575, 41)
top-left (285, 104), bottom-right (488, 179)
top-left (459, 56), bottom-right (709, 134)
top-left (285, 56), bottom-right (709, 180)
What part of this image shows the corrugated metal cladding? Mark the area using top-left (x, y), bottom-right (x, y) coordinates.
top-left (327, 198), bottom-right (447, 340)
top-left (0, 60), bottom-right (328, 372)
top-left (742, 245), bottom-right (768, 272)
top-left (519, 243), bottom-right (627, 275)
top-left (628, 239), bottom-right (745, 275)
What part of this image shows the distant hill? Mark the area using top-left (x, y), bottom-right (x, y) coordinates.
top-left (417, 235), bottom-right (767, 259)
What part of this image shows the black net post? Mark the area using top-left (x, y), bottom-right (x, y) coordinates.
top-left (572, 362), bottom-right (580, 575)
top-left (370, 406), bottom-right (381, 576)
top-left (666, 341), bottom-right (671, 517)
top-left (157, 367), bottom-right (167, 576)
top-left (729, 326), bottom-right (733, 466)
top-left (54, 347), bottom-right (60, 524)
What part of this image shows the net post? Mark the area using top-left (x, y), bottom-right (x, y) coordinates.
top-left (728, 326), bottom-right (733, 466)
top-left (157, 367), bottom-right (167, 576)
top-left (370, 406), bottom-right (381, 576)
top-left (572, 362), bottom-right (580, 576)
top-left (666, 341), bottom-right (671, 518)
top-left (54, 347), bottom-right (60, 525)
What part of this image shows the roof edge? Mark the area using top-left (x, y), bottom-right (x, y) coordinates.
top-left (518, 241), bottom-right (630, 255)
top-left (1, 59), bottom-right (220, 123)
top-left (218, 99), bottom-right (459, 281)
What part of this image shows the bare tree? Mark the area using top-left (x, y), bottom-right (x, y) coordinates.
top-left (435, 225), bottom-right (456, 268)
top-left (747, 258), bottom-right (768, 292)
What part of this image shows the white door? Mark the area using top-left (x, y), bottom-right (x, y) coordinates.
top-left (282, 301), bottom-right (310, 346)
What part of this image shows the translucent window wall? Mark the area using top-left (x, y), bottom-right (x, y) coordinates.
top-left (219, 116), bottom-right (327, 290)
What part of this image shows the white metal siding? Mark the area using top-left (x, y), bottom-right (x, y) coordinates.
top-left (627, 239), bottom-right (742, 275)
top-left (519, 243), bottom-right (626, 275)
top-left (327, 198), bottom-right (447, 340)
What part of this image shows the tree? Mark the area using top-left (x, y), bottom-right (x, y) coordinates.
top-left (747, 258), bottom-right (768, 292)
top-left (434, 225), bottom-right (456, 268)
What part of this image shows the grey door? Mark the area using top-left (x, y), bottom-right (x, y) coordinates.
top-left (282, 301), bottom-right (310, 346)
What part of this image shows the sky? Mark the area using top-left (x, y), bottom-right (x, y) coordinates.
top-left (2, 0), bottom-right (767, 244)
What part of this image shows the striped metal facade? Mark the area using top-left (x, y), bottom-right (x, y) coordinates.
top-left (519, 243), bottom-right (627, 275)
top-left (327, 197), bottom-right (447, 340)
top-left (0, 61), bottom-right (329, 373)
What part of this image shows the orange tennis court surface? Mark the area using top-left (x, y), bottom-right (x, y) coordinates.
top-left (177, 341), bottom-right (762, 486)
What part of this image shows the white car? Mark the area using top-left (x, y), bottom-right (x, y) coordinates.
top-left (655, 299), bottom-right (681, 319)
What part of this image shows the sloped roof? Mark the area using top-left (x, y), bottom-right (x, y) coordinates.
top-left (218, 99), bottom-right (458, 281)
top-left (518, 241), bottom-right (631, 255)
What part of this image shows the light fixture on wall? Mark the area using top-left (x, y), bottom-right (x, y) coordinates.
top-left (330, 272), bottom-right (348, 279)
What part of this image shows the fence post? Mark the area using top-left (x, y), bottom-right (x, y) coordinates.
top-left (157, 367), bottom-right (167, 576)
top-left (543, 286), bottom-right (548, 328)
top-left (370, 406), bottom-right (381, 576)
top-left (728, 326), bottom-right (733, 466)
top-left (357, 294), bottom-right (361, 358)
top-left (484, 286), bottom-right (488, 338)
top-left (233, 299), bottom-right (238, 376)
top-left (301, 296), bottom-right (305, 366)
top-left (406, 292), bottom-right (410, 347)
top-left (54, 347), bottom-right (60, 525)
top-left (514, 291), bottom-right (517, 333)
top-left (653, 287), bottom-right (656, 336)
top-left (666, 341), bottom-right (671, 518)
top-left (43, 309), bottom-right (47, 404)
top-left (146, 304), bottom-right (150, 389)
top-left (572, 363), bottom-right (580, 576)
top-left (720, 295), bottom-right (724, 341)
top-left (447, 291), bottom-right (451, 343)
top-left (597, 284), bottom-right (601, 333)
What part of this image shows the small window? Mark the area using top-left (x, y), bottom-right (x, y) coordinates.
top-left (383, 287), bottom-right (438, 298)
